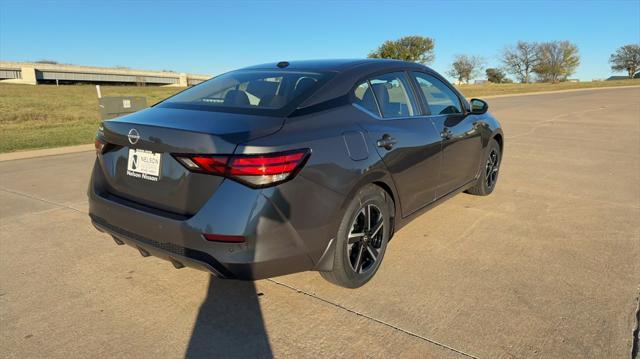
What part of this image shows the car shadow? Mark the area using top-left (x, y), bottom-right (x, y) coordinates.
top-left (184, 276), bottom-right (273, 358)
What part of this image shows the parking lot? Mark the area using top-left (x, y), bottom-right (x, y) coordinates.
top-left (1, 87), bottom-right (639, 358)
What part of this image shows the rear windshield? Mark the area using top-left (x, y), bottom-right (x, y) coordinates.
top-left (158, 70), bottom-right (330, 116)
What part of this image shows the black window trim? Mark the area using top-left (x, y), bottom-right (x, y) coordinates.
top-left (405, 70), bottom-right (431, 116)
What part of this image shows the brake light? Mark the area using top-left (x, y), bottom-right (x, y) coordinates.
top-left (95, 138), bottom-right (105, 155)
top-left (173, 149), bottom-right (310, 188)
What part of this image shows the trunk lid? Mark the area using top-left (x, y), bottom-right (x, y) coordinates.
top-left (96, 107), bottom-right (283, 215)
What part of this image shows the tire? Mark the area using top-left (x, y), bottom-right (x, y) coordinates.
top-left (466, 138), bottom-right (501, 196)
top-left (320, 184), bottom-right (391, 288)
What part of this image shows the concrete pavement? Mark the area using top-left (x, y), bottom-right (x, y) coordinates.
top-left (1, 87), bottom-right (639, 358)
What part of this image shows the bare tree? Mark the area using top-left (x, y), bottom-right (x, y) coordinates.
top-left (502, 41), bottom-right (538, 83)
top-left (609, 44), bottom-right (640, 78)
top-left (447, 55), bottom-right (484, 84)
top-left (534, 41), bottom-right (580, 83)
top-left (368, 36), bottom-right (435, 65)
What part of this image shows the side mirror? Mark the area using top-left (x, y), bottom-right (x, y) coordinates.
top-left (470, 98), bottom-right (489, 114)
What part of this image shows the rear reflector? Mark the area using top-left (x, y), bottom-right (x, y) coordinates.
top-left (203, 233), bottom-right (246, 243)
top-left (174, 149), bottom-right (310, 188)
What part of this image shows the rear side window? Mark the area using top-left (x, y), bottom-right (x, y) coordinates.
top-left (412, 72), bottom-right (462, 115)
top-left (368, 72), bottom-right (419, 118)
top-left (353, 81), bottom-right (380, 115)
top-left (160, 70), bottom-right (329, 115)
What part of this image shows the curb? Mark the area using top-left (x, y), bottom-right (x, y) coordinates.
top-left (0, 144), bottom-right (94, 162)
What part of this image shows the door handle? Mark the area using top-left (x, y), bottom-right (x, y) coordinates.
top-left (441, 127), bottom-right (452, 140)
top-left (377, 134), bottom-right (397, 150)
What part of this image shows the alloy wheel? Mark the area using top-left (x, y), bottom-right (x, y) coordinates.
top-left (485, 149), bottom-right (499, 188)
top-left (347, 204), bottom-right (384, 274)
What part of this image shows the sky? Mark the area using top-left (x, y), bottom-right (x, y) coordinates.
top-left (1, 0), bottom-right (639, 81)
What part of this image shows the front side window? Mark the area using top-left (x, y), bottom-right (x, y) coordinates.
top-left (412, 72), bottom-right (462, 115)
top-left (355, 72), bottom-right (418, 118)
top-left (159, 70), bottom-right (329, 115)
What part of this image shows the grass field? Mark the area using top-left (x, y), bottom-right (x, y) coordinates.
top-left (0, 85), bottom-right (181, 153)
top-left (1, 79), bottom-right (639, 153)
top-left (457, 79), bottom-right (640, 98)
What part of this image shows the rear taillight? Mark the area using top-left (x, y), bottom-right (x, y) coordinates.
top-left (95, 138), bottom-right (105, 155)
top-left (173, 149), bottom-right (310, 188)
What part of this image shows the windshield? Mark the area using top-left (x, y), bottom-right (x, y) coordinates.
top-left (159, 70), bottom-right (330, 115)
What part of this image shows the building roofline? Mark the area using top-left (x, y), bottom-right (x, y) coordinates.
top-left (0, 60), bottom-right (210, 80)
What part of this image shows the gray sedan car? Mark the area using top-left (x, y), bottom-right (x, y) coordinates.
top-left (89, 59), bottom-right (503, 288)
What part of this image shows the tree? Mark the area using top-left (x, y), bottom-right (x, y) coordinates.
top-left (502, 41), bottom-right (539, 83)
top-left (368, 36), bottom-right (435, 64)
top-left (533, 41), bottom-right (580, 83)
top-left (609, 44), bottom-right (640, 78)
top-left (486, 68), bottom-right (508, 83)
top-left (447, 55), bottom-right (484, 84)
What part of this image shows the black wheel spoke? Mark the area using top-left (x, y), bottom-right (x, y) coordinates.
top-left (370, 219), bottom-right (383, 238)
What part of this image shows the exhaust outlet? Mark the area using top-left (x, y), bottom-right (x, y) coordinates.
top-left (137, 246), bottom-right (150, 257)
top-left (170, 259), bottom-right (185, 269)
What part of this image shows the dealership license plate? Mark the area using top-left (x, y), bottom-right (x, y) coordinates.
top-left (126, 149), bottom-right (161, 181)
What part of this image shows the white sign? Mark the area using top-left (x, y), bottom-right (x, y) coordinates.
top-left (127, 149), bottom-right (161, 181)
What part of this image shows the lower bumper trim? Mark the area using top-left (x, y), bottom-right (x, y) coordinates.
top-left (90, 214), bottom-right (235, 278)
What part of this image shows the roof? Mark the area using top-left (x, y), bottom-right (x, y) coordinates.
top-left (241, 58), bottom-right (425, 73)
top-left (239, 58), bottom-right (440, 113)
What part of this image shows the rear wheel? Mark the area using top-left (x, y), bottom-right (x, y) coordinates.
top-left (467, 139), bottom-right (501, 196)
top-left (320, 185), bottom-right (390, 288)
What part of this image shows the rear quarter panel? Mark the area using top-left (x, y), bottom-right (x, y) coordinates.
top-left (235, 105), bottom-right (398, 263)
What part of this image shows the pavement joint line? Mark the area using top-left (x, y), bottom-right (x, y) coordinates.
top-left (266, 278), bottom-right (480, 359)
top-left (0, 187), bottom-right (86, 215)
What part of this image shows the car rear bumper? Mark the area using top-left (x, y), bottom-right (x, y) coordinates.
top-left (87, 168), bottom-right (335, 280)
top-left (91, 216), bottom-right (234, 277)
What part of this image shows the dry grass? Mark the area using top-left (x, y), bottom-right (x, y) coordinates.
top-left (1, 79), bottom-right (639, 153)
top-left (0, 84), bottom-right (181, 153)
top-left (456, 79), bottom-right (640, 98)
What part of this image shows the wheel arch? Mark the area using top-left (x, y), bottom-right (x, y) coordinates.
top-left (314, 171), bottom-right (399, 272)
top-left (492, 132), bottom-right (504, 154)
top-left (342, 169), bottom-right (400, 236)
top-left (371, 180), bottom-right (397, 240)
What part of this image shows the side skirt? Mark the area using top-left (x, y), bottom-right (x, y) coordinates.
top-left (395, 178), bottom-right (477, 232)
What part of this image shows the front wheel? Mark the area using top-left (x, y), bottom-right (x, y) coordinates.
top-left (320, 185), bottom-right (391, 288)
top-left (466, 138), bottom-right (501, 196)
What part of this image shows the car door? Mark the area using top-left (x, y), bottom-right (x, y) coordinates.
top-left (410, 72), bottom-right (483, 197)
top-left (354, 71), bottom-right (442, 217)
